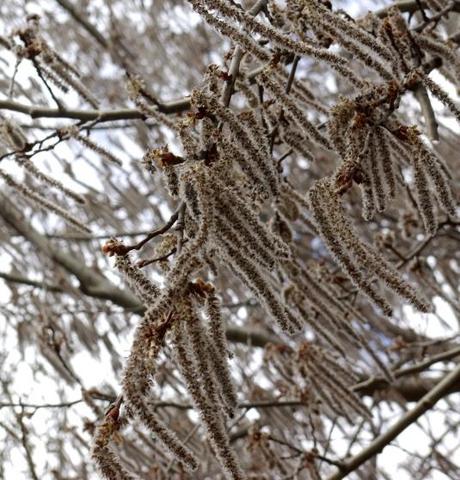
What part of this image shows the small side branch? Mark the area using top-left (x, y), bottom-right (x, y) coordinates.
top-left (0, 271), bottom-right (64, 292)
top-left (327, 362), bottom-right (460, 480)
top-left (102, 203), bottom-right (183, 256)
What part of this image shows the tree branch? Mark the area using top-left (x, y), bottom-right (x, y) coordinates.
top-left (0, 399), bottom-right (83, 410)
top-left (414, 84), bottom-right (439, 141)
top-left (54, 0), bottom-right (108, 48)
top-left (220, 0), bottom-right (268, 107)
top-left (376, 0), bottom-right (460, 18)
top-left (0, 271), bottom-right (64, 292)
top-left (355, 346), bottom-right (460, 400)
top-left (327, 362), bottom-right (460, 480)
top-left (0, 98), bottom-right (189, 122)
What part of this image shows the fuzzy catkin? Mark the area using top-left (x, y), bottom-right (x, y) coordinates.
top-left (305, 7), bottom-right (394, 82)
top-left (92, 415), bottom-right (138, 480)
top-left (14, 155), bottom-right (85, 204)
top-left (194, 90), bottom-right (279, 197)
top-left (198, 0), bottom-right (365, 87)
top-left (304, 0), bottom-right (394, 63)
top-left (374, 126), bottom-right (396, 198)
top-left (44, 58), bottom-right (99, 107)
top-left (415, 33), bottom-right (460, 83)
top-left (307, 179), bottom-right (393, 315)
top-left (327, 179), bottom-right (431, 312)
top-left (114, 255), bottom-right (160, 303)
top-left (411, 148), bottom-right (439, 236)
top-left (171, 312), bottom-right (244, 480)
top-left (218, 237), bottom-right (298, 335)
top-left (187, 0), bottom-right (270, 63)
top-left (258, 70), bottom-right (332, 150)
top-left (0, 168), bottom-right (90, 233)
top-left (205, 293), bottom-right (238, 410)
top-left (0, 119), bottom-right (27, 150)
top-left (422, 74), bottom-right (460, 123)
top-left (121, 315), bottom-right (199, 470)
top-left (416, 143), bottom-right (456, 216)
top-left (71, 132), bottom-right (123, 166)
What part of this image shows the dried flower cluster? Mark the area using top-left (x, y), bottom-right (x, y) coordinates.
top-left (0, 1), bottom-right (459, 479)
top-left (86, 1), bottom-right (460, 477)
top-left (265, 341), bottom-right (369, 422)
top-left (11, 14), bottom-right (99, 107)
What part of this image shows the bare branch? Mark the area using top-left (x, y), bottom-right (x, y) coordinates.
top-left (328, 362), bottom-right (460, 479)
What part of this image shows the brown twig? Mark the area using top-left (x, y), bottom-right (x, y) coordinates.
top-left (328, 362), bottom-right (460, 479)
top-left (137, 248), bottom-right (177, 268)
top-left (412, 1), bottom-right (457, 33)
top-left (102, 203), bottom-right (183, 256)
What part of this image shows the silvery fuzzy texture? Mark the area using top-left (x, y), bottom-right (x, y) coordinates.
top-left (196, 90), bottom-right (279, 197)
top-left (136, 100), bottom-right (177, 131)
top-left (308, 179), bottom-right (393, 315)
top-left (326, 180), bottom-right (431, 313)
top-left (367, 131), bottom-right (387, 213)
top-left (423, 74), bottom-right (460, 124)
top-left (279, 123), bottom-right (320, 163)
top-left (415, 33), bottom-right (460, 83)
top-left (293, 261), bottom-right (394, 380)
top-left (414, 139), bottom-right (456, 216)
top-left (286, 288), bottom-right (349, 357)
top-left (92, 415), bottom-right (138, 480)
top-left (121, 315), bottom-right (199, 471)
top-left (72, 131), bottom-right (123, 165)
top-left (258, 70), bottom-right (332, 150)
top-left (205, 293), bottom-right (238, 411)
top-left (114, 255), bottom-right (160, 304)
top-left (39, 64), bottom-right (70, 93)
top-left (297, 342), bottom-right (372, 420)
top-left (171, 313), bottom-right (245, 480)
top-left (210, 176), bottom-right (290, 261)
top-left (199, 0), bottom-right (365, 87)
top-left (384, 129), bottom-right (413, 165)
top-left (45, 58), bottom-right (99, 107)
top-left (217, 136), bottom-right (264, 194)
top-left (0, 119), bottom-right (27, 150)
top-left (188, 0), bottom-right (270, 63)
top-left (303, 0), bottom-right (394, 64)
top-left (290, 267), bottom-right (363, 349)
top-left (213, 209), bottom-right (276, 271)
top-left (327, 99), bottom-right (356, 158)
top-left (408, 137), bottom-right (440, 236)
top-left (272, 68), bottom-right (321, 107)
top-left (0, 168), bottom-right (90, 233)
top-left (14, 155), bottom-right (86, 204)
top-left (216, 237), bottom-right (298, 335)
top-left (305, 6), bottom-right (394, 82)
top-left (374, 126), bottom-right (397, 198)
top-left (238, 109), bottom-right (271, 160)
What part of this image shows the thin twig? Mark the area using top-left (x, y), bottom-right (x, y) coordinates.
top-left (220, 0), bottom-right (268, 107)
top-left (109, 203), bottom-right (183, 255)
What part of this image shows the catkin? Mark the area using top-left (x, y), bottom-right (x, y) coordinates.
top-left (171, 310), bottom-right (244, 480)
top-left (0, 168), bottom-right (90, 233)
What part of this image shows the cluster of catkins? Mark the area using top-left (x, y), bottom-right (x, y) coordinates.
top-left (91, 1), bottom-right (460, 479)
top-left (93, 250), bottom-right (244, 479)
top-left (246, 425), bottom-right (322, 480)
top-left (265, 342), bottom-right (369, 423)
top-left (0, 118), bottom-right (90, 233)
top-left (0, 14), bottom-right (125, 233)
top-left (9, 14), bottom-right (99, 107)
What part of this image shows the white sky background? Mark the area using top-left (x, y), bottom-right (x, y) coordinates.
top-left (0, 0), bottom-right (460, 478)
